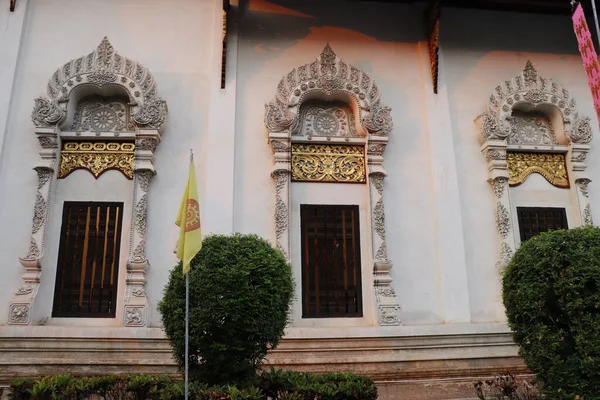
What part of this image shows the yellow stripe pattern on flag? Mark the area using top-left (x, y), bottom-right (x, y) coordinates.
top-left (175, 160), bottom-right (202, 275)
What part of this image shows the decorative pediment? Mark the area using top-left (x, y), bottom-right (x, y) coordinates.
top-left (480, 61), bottom-right (592, 145)
top-left (32, 37), bottom-right (167, 130)
top-left (264, 44), bottom-right (392, 137)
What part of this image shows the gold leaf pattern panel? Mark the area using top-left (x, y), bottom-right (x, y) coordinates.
top-left (291, 144), bottom-right (366, 183)
top-left (59, 141), bottom-right (135, 180)
top-left (507, 152), bottom-right (569, 188)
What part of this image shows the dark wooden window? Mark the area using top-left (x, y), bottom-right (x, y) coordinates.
top-left (52, 202), bottom-right (124, 318)
top-left (300, 204), bottom-right (362, 318)
top-left (517, 207), bottom-right (568, 243)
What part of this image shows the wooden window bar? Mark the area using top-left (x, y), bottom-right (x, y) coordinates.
top-left (300, 204), bottom-right (363, 318)
top-left (52, 202), bottom-right (124, 318)
top-left (516, 206), bottom-right (568, 243)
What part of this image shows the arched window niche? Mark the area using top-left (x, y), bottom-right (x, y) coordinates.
top-left (264, 44), bottom-right (401, 326)
top-left (8, 37), bottom-right (167, 327)
top-left (478, 61), bottom-right (593, 270)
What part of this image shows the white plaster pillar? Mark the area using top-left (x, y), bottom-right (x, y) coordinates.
top-left (570, 143), bottom-right (593, 226)
top-left (0, 0), bottom-right (30, 162)
top-left (481, 140), bottom-right (516, 268)
top-left (417, 41), bottom-right (471, 323)
top-left (367, 137), bottom-right (401, 325)
top-left (7, 128), bottom-right (58, 325)
top-left (203, 0), bottom-right (239, 234)
top-left (122, 131), bottom-right (160, 327)
top-left (269, 133), bottom-right (291, 261)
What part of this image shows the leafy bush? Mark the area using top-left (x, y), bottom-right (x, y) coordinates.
top-left (7, 372), bottom-right (377, 400)
top-left (503, 225), bottom-right (600, 399)
top-left (158, 234), bottom-right (294, 385)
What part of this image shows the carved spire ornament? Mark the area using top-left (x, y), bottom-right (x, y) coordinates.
top-left (265, 44), bottom-right (400, 326)
top-left (265, 43), bottom-right (393, 136)
top-left (31, 37), bottom-right (167, 130)
top-left (479, 61), bottom-right (594, 270)
top-left (480, 61), bottom-right (592, 144)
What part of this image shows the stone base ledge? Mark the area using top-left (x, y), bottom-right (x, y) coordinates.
top-left (0, 324), bottom-right (525, 399)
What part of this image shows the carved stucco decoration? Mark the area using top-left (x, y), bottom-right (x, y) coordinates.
top-left (265, 44), bottom-right (392, 136)
top-left (291, 144), bottom-right (365, 183)
top-left (71, 97), bottom-right (137, 133)
top-left (265, 44), bottom-right (400, 325)
top-left (507, 152), bottom-right (569, 188)
top-left (480, 61), bottom-right (592, 144)
top-left (296, 102), bottom-right (359, 137)
top-left (31, 37), bottom-right (167, 130)
top-left (506, 111), bottom-right (557, 145)
top-left (479, 61), bottom-right (594, 271)
top-left (58, 141), bottom-right (135, 179)
top-left (10, 38), bottom-right (166, 326)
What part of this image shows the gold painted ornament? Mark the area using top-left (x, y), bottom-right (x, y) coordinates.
top-left (291, 144), bottom-right (366, 183)
top-left (58, 141), bottom-right (135, 180)
top-left (507, 152), bottom-right (569, 188)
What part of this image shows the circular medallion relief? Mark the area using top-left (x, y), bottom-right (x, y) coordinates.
top-left (90, 107), bottom-right (118, 131)
top-left (315, 113), bottom-right (339, 136)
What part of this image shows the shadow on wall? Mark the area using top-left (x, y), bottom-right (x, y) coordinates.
top-left (236, 0), bottom-right (425, 75)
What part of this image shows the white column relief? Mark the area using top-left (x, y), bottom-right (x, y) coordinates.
top-left (368, 140), bottom-right (401, 325)
top-left (8, 129), bottom-right (58, 324)
top-left (8, 37), bottom-right (167, 325)
top-left (269, 134), bottom-right (291, 261)
top-left (123, 132), bottom-right (160, 327)
top-left (479, 62), bottom-right (593, 269)
top-left (265, 44), bottom-right (399, 325)
top-left (571, 143), bottom-right (593, 226)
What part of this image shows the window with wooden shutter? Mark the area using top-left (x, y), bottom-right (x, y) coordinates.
top-left (52, 202), bottom-right (124, 318)
top-left (516, 207), bottom-right (568, 243)
top-left (300, 204), bottom-right (363, 318)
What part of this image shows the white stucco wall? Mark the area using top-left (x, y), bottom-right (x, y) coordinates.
top-left (0, 0), bottom-right (598, 331)
top-left (0, 0), bottom-right (220, 326)
top-left (442, 7), bottom-right (600, 322)
top-left (232, 0), bottom-right (446, 326)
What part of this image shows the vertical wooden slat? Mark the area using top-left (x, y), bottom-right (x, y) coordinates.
top-left (65, 206), bottom-right (82, 313)
top-left (341, 209), bottom-right (348, 313)
top-left (110, 206), bottom-right (120, 286)
top-left (88, 206), bottom-right (101, 311)
top-left (351, 208), bottom-right (357, 292)
top-left (56, 205), bottom-right (73, 312)
top-left (78, 207), bottom-right (92, 309)
top-left (313, 207), bottom-right (319, 316)
top-left (99, 207), bottom-right (110, 312)
top-left (303, 208), bottom-right (310, 315)
top-left (323, 207), bottom-right (330, 314)
top-left (333, 207), bottom-right (340, 313)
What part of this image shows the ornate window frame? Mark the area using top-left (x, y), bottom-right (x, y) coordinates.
top-left (264, 44), bottom-right (401, 325)
top-left (479, 61), bottom-right (593, 269)
top-left (8, 37), bottom-right (167, 326)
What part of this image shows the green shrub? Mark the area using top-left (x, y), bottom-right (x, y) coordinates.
top-left (503, 225), bottom-right (600, 399)
top-left (8, 372), bottom-right (377, 400)
top-left (158, 234), bottom-right (294, 385)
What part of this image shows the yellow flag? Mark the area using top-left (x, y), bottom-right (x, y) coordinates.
top-left (175, 160), bottom-right (202, 275)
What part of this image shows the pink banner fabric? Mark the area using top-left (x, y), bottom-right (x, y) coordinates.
top-left (573, 3), bottom-right (600, 127)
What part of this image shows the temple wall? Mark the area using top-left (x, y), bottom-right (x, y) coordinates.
top-left (441, 7), bottom-right (599, 323)
top-left (232, 0), bottom-right (448, 326)
top-left (6, 0), bottom-right (599, 397)
top-left (0, 0), bottom-right (219, 326)
top-left (0, 0), bottom-right (596, 347)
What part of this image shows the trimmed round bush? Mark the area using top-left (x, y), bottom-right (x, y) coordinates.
top-left (503, 225), bottom-right (600, 399)
top-left (158, 234), bottom-right (294, 386)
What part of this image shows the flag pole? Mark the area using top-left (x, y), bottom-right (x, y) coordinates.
top-left (185, 149), bottom-right (193, 400)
